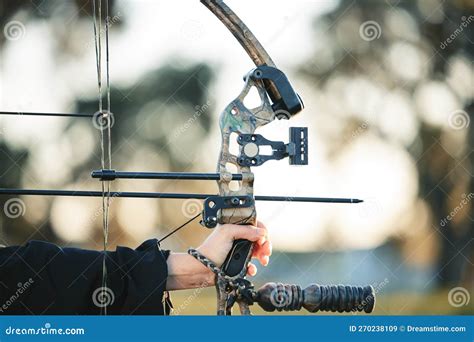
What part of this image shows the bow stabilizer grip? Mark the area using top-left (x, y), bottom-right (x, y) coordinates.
top-left (255, 283), bottom-right (375, 313)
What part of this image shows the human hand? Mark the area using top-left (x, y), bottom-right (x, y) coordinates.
top-left (196, 221), bottom-right (271, 276)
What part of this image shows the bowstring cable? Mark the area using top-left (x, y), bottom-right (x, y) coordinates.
top-left (92, 0), bottom-right (112, 315)
top-left (105, 1), bottom-right (112, 172)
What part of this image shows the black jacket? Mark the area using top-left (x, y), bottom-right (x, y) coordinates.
top-left (0, 239), bottom-right (171, 315)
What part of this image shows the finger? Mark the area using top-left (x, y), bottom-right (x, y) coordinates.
top-left (258, 240), bottom-right (272, 259)
top-left (262, 240), bottom-right (272, 256)
top-left (253, 240), bottom-right (271, 266)
top-left (252, 239), bottom-right (271, 257)
top-left (247, 263), bottom-right (257, 277)
top-left (225, 224), bottom-right (265, 242)
top-left (255, 221), bottom-right (268, 244)
top-left (256, 220), bottom-right (267, 231)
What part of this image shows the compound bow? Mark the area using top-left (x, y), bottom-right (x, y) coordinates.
top-left (0, 0), bottom-right (375, 315)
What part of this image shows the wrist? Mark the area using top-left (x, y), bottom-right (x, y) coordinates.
top-left (196, 239), bottom-right (228, 268)
top-left (166, 252), bottom-right (215, 290)
top-left (191, 252), bottom-right (216, 286)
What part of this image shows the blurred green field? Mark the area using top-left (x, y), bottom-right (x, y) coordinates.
top-left (169, 288), bottom-right (474, 315)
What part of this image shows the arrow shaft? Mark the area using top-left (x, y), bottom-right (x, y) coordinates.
top-left (0, 188), bottom-right (361, 203)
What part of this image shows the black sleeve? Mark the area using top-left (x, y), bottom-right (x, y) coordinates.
top-left (0, 239), bottom-right (171, 315)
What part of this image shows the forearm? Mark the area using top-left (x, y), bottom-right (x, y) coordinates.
top-left (165, 223), bottom-right (268, 291)
top-left (166, 252), bottom-right (215, 290)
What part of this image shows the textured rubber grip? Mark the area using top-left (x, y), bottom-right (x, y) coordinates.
top-left (221, 239), bottom-right (253, 277)
top-left (255, 283), bottom-right (375, 313)
top-left (310, 284), bottom-right (375, 313)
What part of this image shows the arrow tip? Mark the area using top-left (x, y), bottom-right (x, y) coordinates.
top-left (353, 199), bottom-right (364, 203)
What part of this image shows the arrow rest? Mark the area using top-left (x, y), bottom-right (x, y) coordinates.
top-left (201, 195), bottom-right (254, 228)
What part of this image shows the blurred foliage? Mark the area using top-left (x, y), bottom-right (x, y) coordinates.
top-left (0, 0), bottom-right (215, 247)
top-left (298, 0), bottom-right (473, 290)
top-left (0, 0), bottom-right (472, 315)
top-left (0, 62), bottom-right (214, 245)
top-left (74, 64), bottom-right (214, 173)
top-left (0, 0), bottom-right (118, 27)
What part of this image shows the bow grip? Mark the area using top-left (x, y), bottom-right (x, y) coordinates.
top-left (200, 195), bottom-right (255, 277)
top-left (222, 238), bottom-right (253, 277)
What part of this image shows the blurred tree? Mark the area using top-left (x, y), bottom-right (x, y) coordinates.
top-left (0, 0), bottom-right (215, 249)
top-left (0, 0), bottom-right (471, 307)
top-left (300, 0), bottom-right (473, 288)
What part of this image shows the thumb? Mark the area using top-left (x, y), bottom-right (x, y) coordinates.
top-left (225, 224), bottom-right (265, 242)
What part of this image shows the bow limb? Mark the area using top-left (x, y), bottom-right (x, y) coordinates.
top-left (200, 0), bottom-right (306, 315)
top-left (200, 0), bottom-right (275, 67)
top-left (200, 0), bottom-right (282, 106)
